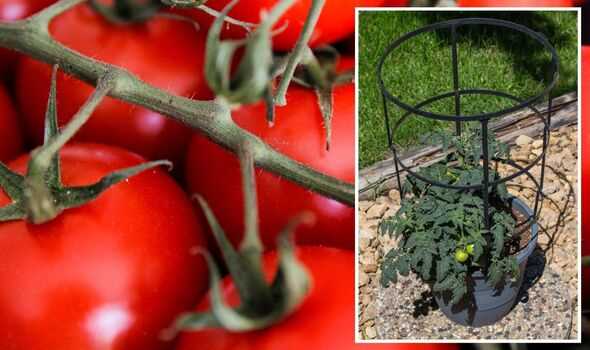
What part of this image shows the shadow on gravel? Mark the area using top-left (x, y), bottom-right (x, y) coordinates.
top-left (516, 247), bottom-right (547, 305)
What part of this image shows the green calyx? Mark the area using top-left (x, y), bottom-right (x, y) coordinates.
top-left (204, 0), bottom-right (343, 151)
top-left (204, 0), bottom-right (295, 124)
top-left (89, 0), bottom-right (162, 25)
top-left (162, 145), bottom-right (313, 338)
top-left (286, 46), bottom-right (354, 151)
top-left (0, 65), bottom-right (170, 224)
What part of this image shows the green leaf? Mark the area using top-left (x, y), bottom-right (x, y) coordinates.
top-left (491, 224), bottom-right (505, 256)
top-left (487, 260), bottom-right (503, 287)
top-left (436, 257), bottom-right (450, 282)
top-left (397, 255), bottom-right (410, 276)
top-left (380, 250), bottom-right (400, 286)
top-left (433, 275), bottom-right (455, 292)
top-left (472, 241), bottom-right (484, 261)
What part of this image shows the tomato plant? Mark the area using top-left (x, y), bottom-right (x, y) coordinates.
top-left (582, 45), bottom-right (589, 306)
top-left (458, 0), bottom-right (573, 5)
top-left (15, 3), bottom-right (211, 165)
top-left (185, 78), bottom-right (354, 251)
top-left (187, 0), bottom-right (385, 52)
top-left (0, 143), bottom-right (209, 350)
top-left (380, 126), bottom-right (517, 305)
top-left (0, 84), bottom-right (23, 162)
top-left (0, 0), bottom-right (55, 77)
top-left (176, 246), bottom-right (459, 350)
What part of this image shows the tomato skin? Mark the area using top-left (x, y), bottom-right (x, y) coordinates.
top-left (177, 247), bottom-right (458, 350)
top-left (185, 81), bottom-right (354, 251)
top-left (582, 45), bottom-right (588, 304)
top-left (0, 0), bottom-right (55, 77)
top-left (458, 0), bottom-right (573, 5)
top-left (583, 1), bottom-right (590, 45)
top-left (0, 144), bottom-right (209, 350)
top-left (0, 84), bottom-right (23, 162)
top-left (455, 249), bottom-right (469, 263)
top-left (383, 0), bottom-right (410, 5)
top-left (186, 0), bottom-right (385, 51)
top-left (15, 4), bottom-right (211, 166)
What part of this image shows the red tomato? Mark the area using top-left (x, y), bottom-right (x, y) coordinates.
top-left (185, 79), bottom-right (354, 251)
top-left (0, 0), bottom-right (55, 77)
top-left (0, 144), bottom-right (208, 350)
top-left (187, 0), bottom-right (385, 51)
top-left (177, 247), bottom-right (458, 350)
top-left (383, 0), bottom-right (409, 5)
top-left (15, 4), bottom-right (211, 166)
top-left (0, 84), bottom-right (22, 162)
top-left (583, 1), bottom-right (589, 45)
top-left (582, 46), bottom-right (589, 306)
top-left (458, 0), bottom-right (573, 5)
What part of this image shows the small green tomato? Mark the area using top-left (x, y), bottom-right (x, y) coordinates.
top-left (455, 249), bottom-right (469, 263)
top-left (466, 244), bottom-right (475, 255)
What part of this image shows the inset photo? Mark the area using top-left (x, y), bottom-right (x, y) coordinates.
top-left (357, 9), bottom-right (580, 341)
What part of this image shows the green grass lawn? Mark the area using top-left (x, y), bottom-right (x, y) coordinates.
top-left (358, 11), bottom-right (578, 169)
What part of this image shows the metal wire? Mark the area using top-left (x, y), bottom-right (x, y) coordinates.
top-left (376, 17), bottom-right (558, 252)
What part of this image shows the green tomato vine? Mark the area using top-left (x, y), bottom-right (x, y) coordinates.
top-left (379, 125), bottom-right (522, 306)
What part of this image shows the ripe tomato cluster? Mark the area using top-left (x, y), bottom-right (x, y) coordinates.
top-left (0, 1), bottom-right (442, 349)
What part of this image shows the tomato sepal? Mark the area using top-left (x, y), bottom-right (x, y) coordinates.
top-left (164, 145), bottom-right (313, 337)
top-left (205, 0), bottom-right (275, 107)
top-left (0, 65), bottom-right (172, 224)
top-left (290, 47), bottom-right (354, 150)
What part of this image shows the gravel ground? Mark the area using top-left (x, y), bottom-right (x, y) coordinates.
top-left (358, 125), bottom-right (578, 341)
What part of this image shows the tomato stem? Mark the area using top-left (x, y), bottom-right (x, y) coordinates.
top-left (238, 144), bottom-right (263, 261)
top-left (275, 0), bottom-right (326, 106)
top-left (194, 193), bottom-right (274, 312)
top-left (161, 0), bottom-right (256, 31)
top-left (167, 143), bottom-right (312, 335)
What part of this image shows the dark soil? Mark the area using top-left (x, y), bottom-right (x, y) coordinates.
top-left (507, 203), bottom-right (533, 255)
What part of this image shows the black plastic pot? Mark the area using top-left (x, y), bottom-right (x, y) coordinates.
top-left (433, 197), bottom-right (539, 327)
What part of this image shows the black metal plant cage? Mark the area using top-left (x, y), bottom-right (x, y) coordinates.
top-left (377, 18), bottom-right (560, 249)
